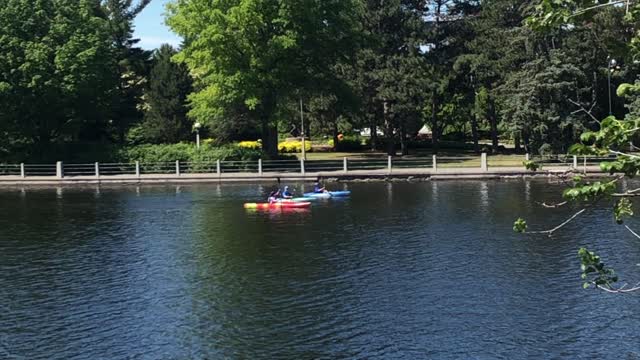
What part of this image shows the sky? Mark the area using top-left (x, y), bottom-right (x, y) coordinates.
top-left (133, 0), bottom-right (182, 49)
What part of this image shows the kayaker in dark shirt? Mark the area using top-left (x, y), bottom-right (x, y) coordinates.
top-left (282, 186), bottom-right (294, 199)
top-left (268, 190), bottom-right (280, 203)
top-left (314, 182), bottom-right (326, 193)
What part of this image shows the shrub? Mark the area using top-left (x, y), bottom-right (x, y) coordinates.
top-left (238, 140), bottom-right (262, 150)
top-left (328, 135), bottom-right (363, 151)
top-left (278, 140), bottom-right (312, 153)
top-left (121, 143), bottom-right (263, 164)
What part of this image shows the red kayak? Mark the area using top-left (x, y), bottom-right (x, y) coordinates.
top-left (244, 201), bottom-right (311, 209)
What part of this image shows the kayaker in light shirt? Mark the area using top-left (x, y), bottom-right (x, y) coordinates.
top-left (282, 186), bottom-right (294, 199)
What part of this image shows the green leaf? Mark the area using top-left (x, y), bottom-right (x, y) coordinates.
top-left (513, 218), bottom-right (527, 233)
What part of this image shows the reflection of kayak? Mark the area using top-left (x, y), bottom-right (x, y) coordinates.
top-left (303, 191), bottom-right (351, 198)
top-left (244, 201), bottom-right (311, 209)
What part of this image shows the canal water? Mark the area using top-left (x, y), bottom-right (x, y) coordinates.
top-left (0, 181), bottom-right (639, 359)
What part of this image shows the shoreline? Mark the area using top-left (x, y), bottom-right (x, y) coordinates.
top-left (0, 166), bottom-right (605, 186)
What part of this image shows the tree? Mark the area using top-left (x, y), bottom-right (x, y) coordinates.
top-left (140, 44), bottom-right (193, 144)
top-left (515, 0), bottom-right (640, 293)
top-left (0, 0), bottom-right (114, 161)
top-left (349, 0), bottom-right (430, 156)
top-left (166, 0), bottom-right (362, 157)
top-left (102, 0), bottom-right (152, 143)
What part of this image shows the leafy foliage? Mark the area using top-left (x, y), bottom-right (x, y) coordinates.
top-left (513, 218), bottom-right (528, 233)
top-left (140, 44), bottom-right (193, 144)
top-left (578, 248), bottom-right (618, 289)
top-left (121, 143), bottom-right (263, 163)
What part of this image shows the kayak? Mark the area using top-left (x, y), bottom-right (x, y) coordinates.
top-left (327, 191), bottom-right (351, 197)
top-left (244, 201), bottom-right (311, 209)
top-left (303, 190), bottom-right (351, 198)
top-left (303, 192), bottom-right (331, 199)
top-left (290, 197), bottom-right (315, 202)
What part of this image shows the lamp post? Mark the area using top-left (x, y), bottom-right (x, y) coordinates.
top-left (608, 56), bottom-right (617, 115)
top-left (194, 122), bottom-right (202, 149)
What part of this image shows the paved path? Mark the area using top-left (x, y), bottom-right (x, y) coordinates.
top-left (0, 166), bottom-right (604, 186)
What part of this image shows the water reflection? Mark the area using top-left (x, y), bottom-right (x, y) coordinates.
top-left (479, 181), bottom-right (489, 209)
top-left (1, 182), bottom-right (639, 359)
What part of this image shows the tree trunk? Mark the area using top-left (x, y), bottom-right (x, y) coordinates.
top-left (514, 134), bottom-right (521, 152)
top-left (332, 121), bottom-right (339, 152)
top-left (370, 119), bottom-right (378, 151)
top-left (260, 114), bottom-right (278, 158)
top-left (488, 95), bottom-right (499, 153)
top-left (400, 121), bottom-right (408, 156)
top-left (471, 110), bottom-right (479, 154)
top-left (383, 100), bottom-right (396, 156)
top-left (523, 132), bottom-right (530, 154)
top-left (431, 92), bottom-right (439, 154)
top-left (260, 95), bottom-right (278, 158)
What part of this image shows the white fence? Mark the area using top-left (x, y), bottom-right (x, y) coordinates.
top-left (0, 154), bottom-right (612, 179)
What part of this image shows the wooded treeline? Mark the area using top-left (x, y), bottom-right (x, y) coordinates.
top-left (1, 0), bottom-right (637, 161)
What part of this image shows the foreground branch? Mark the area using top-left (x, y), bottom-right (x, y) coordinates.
top-left (596, 283), bottom-right (640, 293)
top-left (625, 225), bottom-right (640, 239)
top-left (528, 209), bottom-right (587, 236)
top-left (537, 201), bottom-right (568, 208)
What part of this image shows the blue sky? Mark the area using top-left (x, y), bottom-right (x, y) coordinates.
top-left (133, 0), bottom-right (181, 49)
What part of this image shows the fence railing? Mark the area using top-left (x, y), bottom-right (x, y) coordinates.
top-left (0, 154), bottom-right (608, 179)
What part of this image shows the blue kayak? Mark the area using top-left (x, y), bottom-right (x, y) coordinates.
top-left (290, 197), bottom-right (316, 202)
top-left (303, 191), bottom-right (351, 198)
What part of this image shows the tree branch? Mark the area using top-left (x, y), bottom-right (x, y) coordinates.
top-left (537, 201), bottom-right (568, 208)
top-left (625, 225), bottom-right (640, 239)
top-left (528, 209), bottom-right (587, 236)
top-left (569, 99), bottom-right (600, 123)
top-left (596, 283), bottom-right (640, 293)
top-left (572, 1), bottom-right (628, 17)
top-left (610, 150), bottom-right (640, 158)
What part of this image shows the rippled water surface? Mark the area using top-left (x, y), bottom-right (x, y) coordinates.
top-left (1, 181), bottom-right (640, 359)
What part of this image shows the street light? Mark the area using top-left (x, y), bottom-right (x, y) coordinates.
top-left (608, 57), bottom-right (617, 115)
top-left (194, 122), bottom-right (202, 149)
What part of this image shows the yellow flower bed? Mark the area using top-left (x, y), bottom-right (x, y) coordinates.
top-left (278, 140), bottom-right (312, 153)
top-left (237, 140), bottom-right (261, 150)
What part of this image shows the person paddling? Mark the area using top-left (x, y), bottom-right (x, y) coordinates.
top-left (282, 186), bottom-right (294, 199)
top-left (313, 182), bottom-right (327, 193)
top-left (268, 190), bottom-right (280, 204)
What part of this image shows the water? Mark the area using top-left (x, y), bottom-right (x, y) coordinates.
top-left (1, 181), bottom-right (639, 359)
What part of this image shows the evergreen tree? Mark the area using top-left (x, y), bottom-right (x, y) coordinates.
top-left (102, 0), bottom-right (152, 143)
top-left (140, 44), bottom-right (193, 144)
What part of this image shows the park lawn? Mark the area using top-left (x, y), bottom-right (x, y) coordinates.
top-left (297, 150), bottom-right (527, 167)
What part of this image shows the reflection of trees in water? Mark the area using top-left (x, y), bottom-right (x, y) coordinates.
top-left (187, 196), bottom-right (357, 358)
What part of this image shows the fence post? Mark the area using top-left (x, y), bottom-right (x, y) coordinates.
top-left (481, 153), bottom-right (488, 171)
top-left (20, 163), bottom-right (25, 178)
top-left (176, 160), bottom-right (180, 176)
top-left (258, 159), bottom-right (263, 175)
top-left (388, 156), bottom-right (392, 173)
top-left (216, 160), bottom-right (221, 175)
top-left (95, 162), bottom-right (100, 178)
top-left (583, 156), bottom-right (587, 174)
top-left (56, 161), bottom-right (63, 179)
top-left (343, 157), bottom-right (348, 173)
top-left (525, 153), bottom-right (530, 161)
top-left (573, 155), bottom-right (578, 169)
top-left (300, 159), bottom-right (305, 175)
top-left (432, 155), bottom-right (437, 172)
top-left (135, 161), bottom-right (140, 178)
